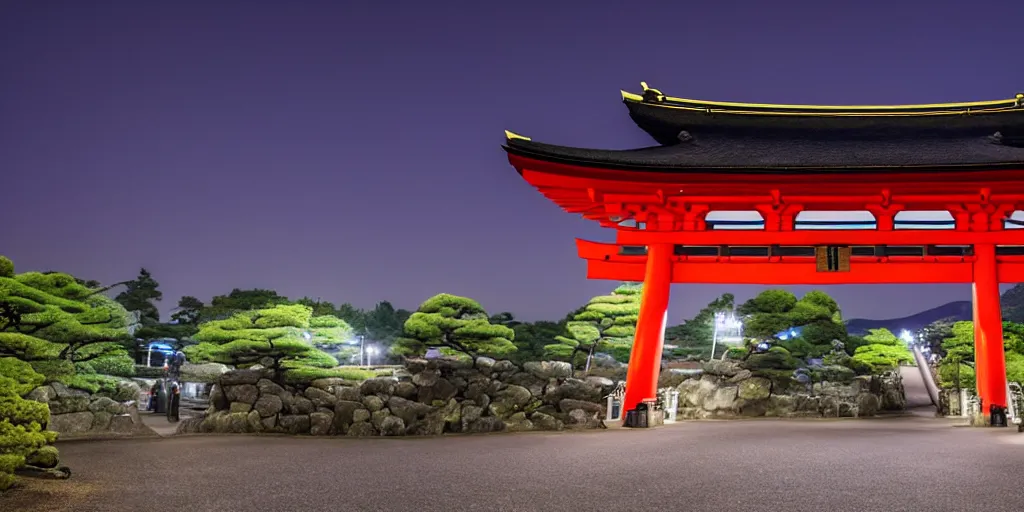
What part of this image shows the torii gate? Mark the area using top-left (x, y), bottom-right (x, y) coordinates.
top-left (504, 84), bottom-right (1024, 426)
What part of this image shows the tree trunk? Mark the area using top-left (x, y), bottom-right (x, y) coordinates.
top-left (84, 280), bottom-right (132, 297)
top-left (584, 346), bottom-right (596, 374)
top-left (566, 346), bottom-right (582, 378)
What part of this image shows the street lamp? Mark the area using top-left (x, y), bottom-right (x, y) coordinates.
top-left (358, 335), bottom-right (365, 366)
top-left (711, 312), bottom-right (742, 360)
top-left (365, 346), bottom-right (378, 367)
top-left (344, 335), bottom-right (366, 366)
top-left (899, 329), bottom-right (915, 346)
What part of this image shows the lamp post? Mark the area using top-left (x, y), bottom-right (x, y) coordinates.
top-left (358, 335), bottom-right (365, 366)
top-left (366, 346), bottom-right (378, 367)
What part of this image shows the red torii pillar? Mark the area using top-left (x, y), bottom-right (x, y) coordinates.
top-left (621, 243), bottom-right (673, 414)
top-left (973, 243), bottom-right (1008, 413)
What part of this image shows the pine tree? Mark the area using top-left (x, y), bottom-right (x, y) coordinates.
top-left (393, 294), bottom-right (516, 361)
top-left (0, 257), bottom-right (135, 382)
top-left (183, 304), bottom-right (340, 377)
top-left (544, 284), bottom-right (641, 372)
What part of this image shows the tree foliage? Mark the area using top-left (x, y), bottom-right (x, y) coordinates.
top-left (175, 292), bottom-right (411, 356)
top-left (129, 293), bottom-right (204, 356)
top-left (544, 284), bottom-right (641, 370)
top-left (0, 357), bottom-right (60, 490)
top-left (920, 319), bottom-right (955, 358)
top-left (509, 320), bottom-right (565, 364)
top-left (743, 345), bottom-right (804, 371)
top-left (0, 258), bottom-right (13, 280)
top-left (170, 296), bottom-right (204, 325)
top-left (850, 328), bottom-right (913, 373)
top-left (934, 320), bottom-right (1024, 390)
top-left (1006, 352), bottom-right (1024, 387)
top-left (393, 294), bottom-right (516, 361)
top-left (307, 314), bottom-right (358, 363)
top-left (133, 321), bottom-right (198, 350)
top-left (0, 263), bottom-right (135, 381)
top-left (184, 304), bottom-right (341, 375)
top-left (363, 301), bottom-right (410, 344)
top-left (113, 268), bottom-right (162, 324)
top-left (735, 289), bottom-right (846, 359)
top-left (664, 293), bottom-right (734, 360)
top-left (936, 321), bottom-right (976, 389)
top-left (294, 297), bottom-right (340, 318)
top-left (335, 303), bottom-right (367, 331)
top-left (200, 289), bottom-right (292, 322)
top-left (0, 257), bottom-right (64, 490)
top-left (941, 322), bottom-right (976, 363)
top-left (1001, 321), bottom-right (1024, 355)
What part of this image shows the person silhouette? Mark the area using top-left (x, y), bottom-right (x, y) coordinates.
top-left (165, 351), bottom-right (186, 380)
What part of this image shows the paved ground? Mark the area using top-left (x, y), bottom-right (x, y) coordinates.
top-left (3, 412), bottom-right (1023, 512)
top-left (139, 411), bottom-right (185, 437)
top-left (901, 365), bottom-right (936, 411)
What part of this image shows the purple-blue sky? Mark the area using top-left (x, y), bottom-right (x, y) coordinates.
top-left (2, 1), bottom-right (1023, 322)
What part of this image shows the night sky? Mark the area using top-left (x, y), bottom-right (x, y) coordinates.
top-left (3, 1), bottom-right (1023, 323)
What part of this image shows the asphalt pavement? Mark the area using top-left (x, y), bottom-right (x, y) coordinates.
top-left (900, 365), bottom-right (935, 410)
top-left (3, 412), bottom-right (1023, 512)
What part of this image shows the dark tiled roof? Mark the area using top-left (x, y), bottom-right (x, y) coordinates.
top-left (504, 91), bottom-right (1024, 173)
top-left (505, 132), bottom-right (1024, 173)
top-left (625, 98), bottom-right (1024, 146)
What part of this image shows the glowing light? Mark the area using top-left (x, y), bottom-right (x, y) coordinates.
top-left (899, 329), bottom-right (915, 345)
top-left (710, 311), bottom-right (744, 359)
top-left (365, 345), bottom-right (379, 366)
top-left (714, 312), bottom-right (743, 330)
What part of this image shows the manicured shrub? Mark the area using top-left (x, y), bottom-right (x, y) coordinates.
top-left (0, 358), bottom-right (59, 491)
top-left (185, 305), bottom-right (338, 371)
top-left (395, 294), bottom-right (516, 361)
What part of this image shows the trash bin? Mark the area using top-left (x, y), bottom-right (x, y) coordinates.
top-left (990, 405), bottom-right (1008, 427)
top-left (635, 402), bottom-right (649, 428)
top-left (624, 403), bottom-right (650, 428)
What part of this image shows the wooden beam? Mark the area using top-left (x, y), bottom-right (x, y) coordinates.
top-left (575, 239), bottom-right (1024, 284)
top-left (584, 259), bottom-right (989, 284)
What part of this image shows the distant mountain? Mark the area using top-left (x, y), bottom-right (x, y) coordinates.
top-left (844, 301), bottom-right (972, 335)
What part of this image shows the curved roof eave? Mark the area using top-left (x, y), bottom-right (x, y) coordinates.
top-left (621, 83), bottom-right (1024, 115)
top-left (502, 135), bottom-right (1024, 175)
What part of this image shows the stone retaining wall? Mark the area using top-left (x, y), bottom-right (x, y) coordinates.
top-left (674, 360), bottom-right (906, 419)
top-left (179, 358), bottom-right (613, 436)
top-left (27, 380), bottom-right (146, 437)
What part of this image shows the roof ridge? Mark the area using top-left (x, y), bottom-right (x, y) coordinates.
top-left (622, 83), bottom-right (1024, 115)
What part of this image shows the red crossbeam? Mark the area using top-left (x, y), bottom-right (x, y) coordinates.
top-left (576, 239), bottom-right (1024, 284)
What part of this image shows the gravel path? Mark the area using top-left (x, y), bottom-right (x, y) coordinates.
top-left (3, 415), bottom-right (1022, 512)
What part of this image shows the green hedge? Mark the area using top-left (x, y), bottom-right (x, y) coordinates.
top-left (282, 366), bottom-right (377, 385)
top-left (0, 358), bottom-right (59, 491)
